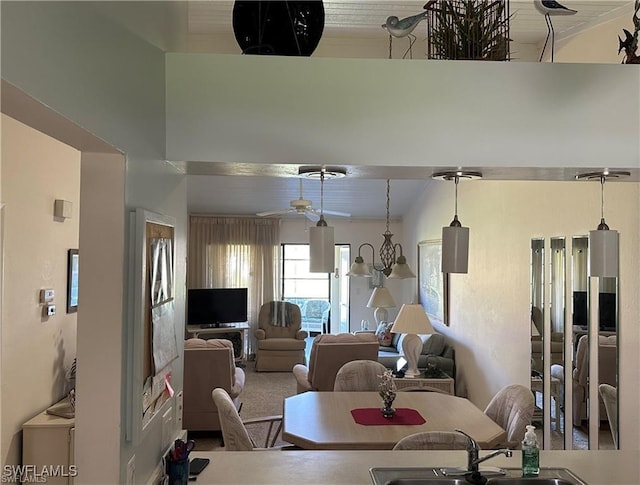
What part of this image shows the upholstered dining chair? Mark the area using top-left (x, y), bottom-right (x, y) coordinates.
top-left (255, 301), bottom-right (307, 372)
top-left (599, 383), bottom-right (618, 448)
top-left (393, 431), bottom-right (470, 450)
top-left (483, 384), bottom-right (535, 449)
top-left (293, 333), bottom-right (379, 393)
top-left (211, 388), bottom-right (284, 450)
top-left (334, 360), bottom-right (388, 391)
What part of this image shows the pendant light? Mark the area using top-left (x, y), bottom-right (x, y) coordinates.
top-left (309, 169), bottom-right (335, 273)
top-left (347, 179), bottom-right (416, 279)
top-left (432, 170), bottom-right (482, 274)
top-left (576, 170), bottom-right (629, 278)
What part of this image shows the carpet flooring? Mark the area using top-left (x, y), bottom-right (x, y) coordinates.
top-left (188, 361), bottom-right (297, 451)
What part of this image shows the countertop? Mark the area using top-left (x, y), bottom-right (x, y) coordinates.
top-left (190, 450), bottom-right (639, 484)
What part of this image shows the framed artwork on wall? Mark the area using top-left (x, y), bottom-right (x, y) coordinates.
top-left (418, 239), bottom-right (449, 326)
top-left (67, 249), bottom-right (79, 313)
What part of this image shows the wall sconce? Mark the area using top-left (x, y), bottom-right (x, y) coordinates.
top-left (576, 170), bottom-right (629, 278)
top-left (54, 199), bottom-right (73, 219)
top-left (432, 170), bottom-right (482, 274)
top-left (346, 179), bottom-right (416, 279)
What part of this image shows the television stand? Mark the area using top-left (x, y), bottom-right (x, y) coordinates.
top-left (186, 322), bottom-right (250, 364)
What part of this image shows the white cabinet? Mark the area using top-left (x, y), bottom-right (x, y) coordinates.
top-left (22, 402), bottom-right (75, 485)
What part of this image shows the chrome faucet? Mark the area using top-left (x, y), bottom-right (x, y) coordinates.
top-left (455, 429), bottom-right (513, 473)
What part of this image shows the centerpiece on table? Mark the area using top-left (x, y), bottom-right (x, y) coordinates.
top-left (379, 369), bottom-right (397, 418)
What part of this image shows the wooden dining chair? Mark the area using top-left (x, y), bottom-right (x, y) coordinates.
top-left (333, 360), bottom-right (388, 391)
top-left (211, 388), bottom-right (284, 450)
top-left (483, 384), bottom-right (534, 449)
top-left (393, 431), bottom-right (469, 450)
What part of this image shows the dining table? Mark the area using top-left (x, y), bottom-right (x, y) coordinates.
top-left (282, 391), bottom-right (506, 450)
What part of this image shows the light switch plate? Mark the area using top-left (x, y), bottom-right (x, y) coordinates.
top-left (40, 289), bottom-right (54, 303)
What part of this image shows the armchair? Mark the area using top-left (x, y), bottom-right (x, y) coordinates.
top-left (255, 301), bottom-right (307, 372)
top-left (183, 338), bottom-right (245, 431)
top-left (292, 333), bottom-right (379, 393)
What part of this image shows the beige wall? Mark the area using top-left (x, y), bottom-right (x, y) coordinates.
top-left (552, 5), bottom-right (636, 64)
top-left (404, 179), bottom-right (639, 449)
top-left (0, 114), bottom-right (80, 465)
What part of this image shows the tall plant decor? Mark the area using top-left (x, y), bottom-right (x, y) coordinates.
top-left (426, 0), bottom-right (511, 61)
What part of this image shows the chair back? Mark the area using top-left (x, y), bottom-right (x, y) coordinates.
top-left (307, 333), bottom-right (379, 391)
top-left (599, 383), bottom-right (618, 448)
top-left (484, 384), bottom-right (534, 449)
top-left (393, 431), bottom-right (469, 450)
top-left (574, 334), bottom-right (617, 387)
top-left (183, 338), bottom-right (244, 430)
top-left (211, 388), bottom-right (255, 451)
top-left (258, 301), bottom-right (302, 339)
top-left (334, 360), bottom-right (387, 391)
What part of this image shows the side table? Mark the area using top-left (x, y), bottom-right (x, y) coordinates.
top-left (394, 374), bottom-right (455, 395)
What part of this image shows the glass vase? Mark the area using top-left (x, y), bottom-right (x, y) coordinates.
top-left (381, 397), bottom-right (396, 418)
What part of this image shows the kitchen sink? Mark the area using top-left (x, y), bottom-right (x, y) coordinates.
top-left (370, 468), bottom-right (587, 485)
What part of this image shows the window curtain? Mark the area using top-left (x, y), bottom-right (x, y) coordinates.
top-left (188, 216), bottom-right (280, 355)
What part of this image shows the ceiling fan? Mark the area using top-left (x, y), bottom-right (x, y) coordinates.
top-left (256, 179), bottom-right (351, 222)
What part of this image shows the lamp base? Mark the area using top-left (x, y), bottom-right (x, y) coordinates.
top-left (374, 307), bottom-right (389, 326)
top-left (401, 333), bottom-right (422, 379)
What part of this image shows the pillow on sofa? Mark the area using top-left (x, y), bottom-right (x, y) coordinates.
top-left (375, 322), bottom-right (393, 347)
top-left (421, 333), bottom-right (446, 356)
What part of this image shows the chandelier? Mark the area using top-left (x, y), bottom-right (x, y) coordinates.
top-left (347, 179), bottom-right (415, 279)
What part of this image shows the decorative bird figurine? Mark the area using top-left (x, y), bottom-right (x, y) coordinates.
top-left (382, 11), bottom-right (428, 38)
top-left (533, 0), bottom-right (577, 62)
top-left (533, 0), bottom-right (577, 16)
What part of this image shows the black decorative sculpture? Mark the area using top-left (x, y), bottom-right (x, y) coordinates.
top-left (233, 1), bottom-right (324, 56)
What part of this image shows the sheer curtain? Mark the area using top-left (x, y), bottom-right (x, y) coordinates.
top-left (188, 216), bottom-right (280, 355)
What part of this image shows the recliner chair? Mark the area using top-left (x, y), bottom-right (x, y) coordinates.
top-left (292, 333), bottom-right (379, 393)
top-left (183, 338), bottom-right (245, 431)
top-left (255, 301), bottom-right (307, 371)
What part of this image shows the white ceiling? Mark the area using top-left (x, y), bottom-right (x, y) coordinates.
top-left (96, 1), bottom-right (635, 218)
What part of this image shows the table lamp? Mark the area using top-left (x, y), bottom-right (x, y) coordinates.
top-left (390, 304), bottom-right (435, 378)
top-left (366, 287), bottom-right (396, 326)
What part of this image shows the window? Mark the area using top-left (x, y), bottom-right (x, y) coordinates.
top-left (281, 244), bottom-right (350, 334)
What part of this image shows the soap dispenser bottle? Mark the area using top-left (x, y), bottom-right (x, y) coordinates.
top-left (521, 424), bottom-right (540, 477)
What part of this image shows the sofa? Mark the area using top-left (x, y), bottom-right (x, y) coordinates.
top-left (375, 330), bottom-right (455, 377)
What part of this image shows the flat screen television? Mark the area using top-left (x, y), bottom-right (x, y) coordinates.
top-left (187, 288), bottom-right (248, 327)
top-left (572, 291), bottom-right (616, 330)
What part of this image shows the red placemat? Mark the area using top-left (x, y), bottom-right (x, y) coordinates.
top-left (351, 408), bottom-right (426, 426)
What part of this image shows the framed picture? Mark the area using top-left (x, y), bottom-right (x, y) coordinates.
top-left (67, 249), bottom-right (79, 313)
top-left (418, 240), bottom-right (449, 326)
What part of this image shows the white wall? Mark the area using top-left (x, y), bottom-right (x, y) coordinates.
top-left (166, 54), bottom-right (639, 169)
top-left (403, 179), bottom-right (640, 449)
top-left (0, 115), bottom-right (80, 466)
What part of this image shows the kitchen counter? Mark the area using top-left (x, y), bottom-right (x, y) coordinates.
top-left (190, 450), bottom-right (639, 484)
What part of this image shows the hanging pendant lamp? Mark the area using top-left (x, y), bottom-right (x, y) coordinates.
top-left (432, 170), bottom-right (482, 274)
top-left (309, 168), bottom-right (335, 273)
top-left (576, 170), bottom-right (629, 278)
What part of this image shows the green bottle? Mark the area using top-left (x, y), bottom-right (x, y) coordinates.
top-left (521, 424), bottom-right (540, 477)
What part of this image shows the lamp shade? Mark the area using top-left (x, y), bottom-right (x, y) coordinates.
top-left (589, 229), bottom-right (619, 278)
top-left (390, 304), bottom-right (434, 335)
top-left (309, 225), bottom-right (334, 273)
top-left (346, 260), bottom-right (372, 277)
top-left (442, 225), bottom-right (469, 274)
top-left (367, 287), bottom-right (396, 309)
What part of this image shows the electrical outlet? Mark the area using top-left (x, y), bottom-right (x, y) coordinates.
top-left (162, 407), bottom-right (173, 446)
top-left (176, 391), bottom-right (183, 428)
top-left (126, 455), bottom-right (135, 485)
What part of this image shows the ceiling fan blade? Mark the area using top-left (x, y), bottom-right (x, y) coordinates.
top-left (257, 209), bottom-right (291, 217)
top-left (305, 210), bottom-right (320, 222)
top-left (323, 209), bottom-right (351, 218)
